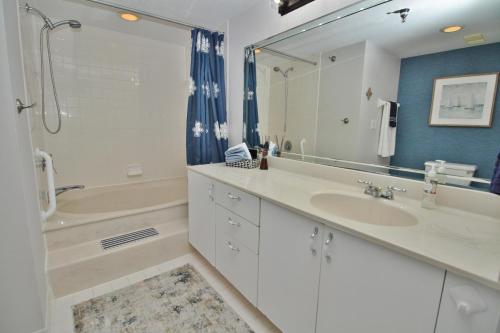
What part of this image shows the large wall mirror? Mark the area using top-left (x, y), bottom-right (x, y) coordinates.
top-left (243, 0), bottom-right (500, 191)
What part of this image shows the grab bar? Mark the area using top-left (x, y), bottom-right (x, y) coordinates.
top-left (35, 148), bottom-right (56, 221)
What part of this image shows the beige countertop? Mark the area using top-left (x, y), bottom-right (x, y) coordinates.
top-left (188, 163), bottom-right (500, 291)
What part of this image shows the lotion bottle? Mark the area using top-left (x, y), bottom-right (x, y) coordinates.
top-left (422, 164), bottom-right (438, 209)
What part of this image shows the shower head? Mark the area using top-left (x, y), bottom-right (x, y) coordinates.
top-left (273, 66), bottom-right (294, 77)
top-left (25, 3), bottom-right (81, 30)
top-left (52, 20), bottom-right (82, 29)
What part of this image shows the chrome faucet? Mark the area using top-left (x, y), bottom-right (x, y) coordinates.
top-left (357, 180), bottom-right (406, 200)
top-left (55, 185), bottom-right (85, 196)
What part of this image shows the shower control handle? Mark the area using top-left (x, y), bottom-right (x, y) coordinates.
top-left (16, 98), bottom-right (36, 114)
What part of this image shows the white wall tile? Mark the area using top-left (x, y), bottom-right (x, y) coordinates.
top-left (23, 24), bottom-right (190, 188)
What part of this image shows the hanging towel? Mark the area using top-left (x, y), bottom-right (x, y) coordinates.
top-left (389, 101), bottom-right (398, 127)
top-left (377, 99), bottom-right (398, 158)
top-left (490, 151), bottom-right (500, 195)
top-left (225, 143), bottom-right (252, 163)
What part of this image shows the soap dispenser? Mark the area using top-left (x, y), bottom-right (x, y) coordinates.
top-left (435, 160), bottom-right (447, 184)
top-left (422, 164), bottom-right (438, 209)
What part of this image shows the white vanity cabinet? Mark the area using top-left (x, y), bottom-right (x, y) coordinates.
top-left (187, 170), bottom-right (216, 265)
top-left (188, 171), bottom-right (261, 305)
top-left (435, 273), bottom-right (500, 333)
top-left (259, 201), bottom-right (324, 333)
top-left (316, 226), bottom-right (445, 333)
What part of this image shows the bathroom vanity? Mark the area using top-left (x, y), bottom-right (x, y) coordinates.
top-left (188, 160), bottom-right (500, 333)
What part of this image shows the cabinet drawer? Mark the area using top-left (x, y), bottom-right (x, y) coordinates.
top-left (216, 233), bottom-right (258, 305)
top-left (215, 182), bottom-right (260, 225)
top-left (216, 204), bottom-right (259, 254)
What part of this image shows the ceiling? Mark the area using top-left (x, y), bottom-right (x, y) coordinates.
top-left (94, 0), bottom-right (262, 31)
top-left (260, 0), bottom-right (500, 63)
top-left (26, 0), bottom-right (262, 46)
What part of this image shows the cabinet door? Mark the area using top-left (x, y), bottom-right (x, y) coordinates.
top-left (187, 171), bottom-right (215, 265)
top-left (435, 272), bottom-right (500, 333)
top-left (316, 226), bottom-right (445, 333)
top-left (258, 201), bottom-right (323, 333)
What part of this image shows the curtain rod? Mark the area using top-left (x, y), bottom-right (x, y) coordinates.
top-left (256, 46), bottom-right (317, 66)
top-left (82, 0), bottom-right (223, 33)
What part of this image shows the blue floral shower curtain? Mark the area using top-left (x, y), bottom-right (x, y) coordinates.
top-left (243, 48), bottom-right (260, 147)
top-left (186, 29), bottom-right (228, 165)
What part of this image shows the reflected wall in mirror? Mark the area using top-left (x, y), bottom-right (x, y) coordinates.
top-left (243, 0), bottom-right (500, 191)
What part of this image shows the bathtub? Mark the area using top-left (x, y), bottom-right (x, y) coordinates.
top-left (44, 177), bottom-right (190, 296)
top-left (44, 177), bottom-right (188, 235)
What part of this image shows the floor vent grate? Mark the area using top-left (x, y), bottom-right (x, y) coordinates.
top-left (101, 227), bottom-right (159, 250)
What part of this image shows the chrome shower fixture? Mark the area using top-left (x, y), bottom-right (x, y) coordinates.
top-left (24, 3), bottom-right (82, 134)
top-left (25, 4), bottom-right (82, 30)
top-left (387, 8), bottom-right (410, 23)
top-left (273, 66), bottom-right (294, 78)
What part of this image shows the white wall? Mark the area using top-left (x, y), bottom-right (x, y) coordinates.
top-left (226, 0), bottom-right (361, 145)
top-left (0, 1), bottom-right (47, 332)
top-left (22, 20), bottom-right (190, 188)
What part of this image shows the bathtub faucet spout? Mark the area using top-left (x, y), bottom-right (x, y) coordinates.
top-left (55, 185), bottom-right (85, 196)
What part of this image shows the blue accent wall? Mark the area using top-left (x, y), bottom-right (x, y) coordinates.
top-left (392, 43), bottom-right (500, 179)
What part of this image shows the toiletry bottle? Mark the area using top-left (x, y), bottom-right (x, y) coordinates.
top-left (422, 164), bottom-right (438, 209)
top-left (435, 160), bottom-right (447, 184)
top-left (260, 148), bottom-right (268, 170)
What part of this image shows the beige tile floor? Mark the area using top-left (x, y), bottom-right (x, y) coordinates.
top-left (50, 252), bottom-right (281, 333)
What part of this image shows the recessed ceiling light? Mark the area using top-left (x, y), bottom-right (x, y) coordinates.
top-left (440, 25), bottom-right (463, 33)
top-left (120, 13), bottom-right (139, 22)
top-left (254, 48), bottom-right (262, 54)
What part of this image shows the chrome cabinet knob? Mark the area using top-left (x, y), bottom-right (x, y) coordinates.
top-left (310, 226), bottom-right (320, 256)
top-left (227, 218), bottom-right (240, 227)
top-left (227, 241), bottom-right (240, 252)
top-left (310, 226), bottom-right (319, 239)
top-left (324, 232), bottom-right (334, 263)
top-left (227, 193), bottom-right (241, 201)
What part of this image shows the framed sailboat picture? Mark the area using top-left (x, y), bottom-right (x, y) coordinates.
top-left (429, 72), bottom-right (499, 127)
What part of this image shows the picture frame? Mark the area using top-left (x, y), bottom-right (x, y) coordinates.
top-left (429, 72), bottom-right (499, 127)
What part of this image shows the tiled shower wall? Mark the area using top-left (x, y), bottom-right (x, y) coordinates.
top-left (22, 22), bottom-right (190, 188)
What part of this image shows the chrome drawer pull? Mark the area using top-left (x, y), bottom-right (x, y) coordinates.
top-left (227, 193), bottom-right (241, 201)
top-left (227, 241), bottom-right (240, 252)
top-left (310, 226), bottom-right (319, 239)
top-left (228, 218), bottom-right (241, 227)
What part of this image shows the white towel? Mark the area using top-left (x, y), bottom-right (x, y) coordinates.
top-left (377, 99), bottom-right (398, 158)
top-left (225, 143), bottom-right (252, 161)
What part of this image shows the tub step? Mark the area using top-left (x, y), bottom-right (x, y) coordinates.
top-left (101, 227), bottom-right (159, 250)
top-left (47, 218), bottom-right (192, 297)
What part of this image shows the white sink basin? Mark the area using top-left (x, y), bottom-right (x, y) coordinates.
top-left (310, 192), bottom-right (418, 227)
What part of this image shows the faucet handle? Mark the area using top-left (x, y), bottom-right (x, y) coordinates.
top-left (357, 179), bottom-right (373, 186)
top-left (387, 185), bottom-right (407, 193)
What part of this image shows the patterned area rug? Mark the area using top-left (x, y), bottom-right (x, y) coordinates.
top-left (72, 264), bottom-right (254, 333)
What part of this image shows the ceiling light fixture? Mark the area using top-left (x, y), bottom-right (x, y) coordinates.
top-left (440, 25), bottom-right (463, 33)
top-left (120, 13), bottom-right (139, 22)
top-left (254, 48), bottom-right (262, 54)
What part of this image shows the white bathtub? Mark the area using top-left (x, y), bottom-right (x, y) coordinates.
top-left (45, 178), bottom-right (187, 233)
top-left (44, 177), bottom-right (190, 295)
